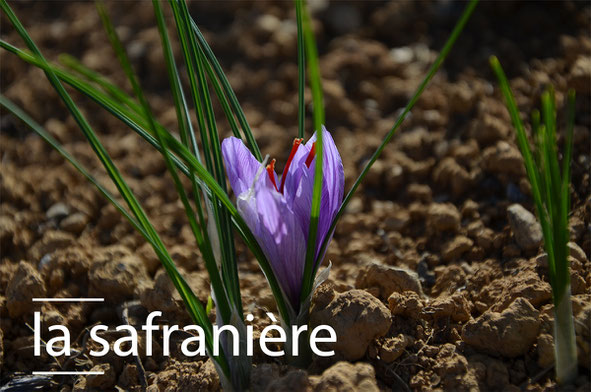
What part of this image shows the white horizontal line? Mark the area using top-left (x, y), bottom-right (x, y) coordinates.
top-left (32, 298), bottom-right (105, 302)
top-left (33, 371), bottom-right (104, 375)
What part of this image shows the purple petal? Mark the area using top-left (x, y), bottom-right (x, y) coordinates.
top-left (237, 181), bottom-right (307, 305)
top-left (221, 137), bottom-right (262, 197)
top-left (289, 127), bottom-right (344, 260)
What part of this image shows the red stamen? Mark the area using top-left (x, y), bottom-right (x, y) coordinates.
top-left (305, 142), bottom-right (316, 167)
top-left (279, 138), bottom-right (303, 193)
top-left (267, 159), bottom-right (279, 192)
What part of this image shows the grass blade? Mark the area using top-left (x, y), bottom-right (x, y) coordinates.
top-left (151, 0), bottom-right (219, 304)
top-left (490, 56), bottom-right (577, 385)
top-left (314, 0), bottom-right (480, 272)
top-left (295, 0), bottom-right (305, 139)
top-left (0, 94), bottom-right (145, 238)
top-left (298, 0), bottom-right (325, 306)
top-left (58, 53), bottom-right (141, 113)
top-left (190, 19), bottom-right (262, 161)
top-left (1, 0), bottom-right (225, 373)
top-left (490, 55), bottom-right (556, 282)
top-left (172, 0), bottom-right (242, 316)
top-left (96, 1), bottom-right (234, 325)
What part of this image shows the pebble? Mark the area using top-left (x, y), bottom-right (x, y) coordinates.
top-left (28, 230), bottom-right (75, 262)
top-left (432, 158), bottom-right (471, 197)
top-left (536, 333), bottom-right (554, 368)
top-left (356, 263), bottom-right (423, 299)
top-left (427, 203), bottom-right (461, 233)
top-left (389, 46), bottom-right (414, 64)
top-left (424, 292), bottom-right (471, 322)
top-left (310, 289), bottom-right (391, 360)
top-left (507, 204), bottom-right (543, 251)
top-left (88, 246), bottom-right (149, 303)
top-left (568, 55), bottom-right (591, 94)
top-left (388, 291), bottom-right (423, 317)
top-left (379, 334), bottom-right (414, 363)
top-left (311, 362), bottom-right (379, 392)
top-left (568, 241), bottom-right (588, 264)
top-left (46, 202), bottom-right (69, 221)
top-left (60, 212), bottom-right (88, 234)
top-left (6, 261), bottom-right (46, 318)
top-left (462, 297), bottom-right (540, 357)
top-left (441, 236), bottom-right (473, 262)
top-left (474, 113), bottom-right (510, 145)
top-left (482, 141), bottom-right (525, 177)
top-left (86, 364), bottom-right (116, 390)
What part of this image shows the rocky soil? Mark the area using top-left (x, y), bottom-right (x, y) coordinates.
top-left (1, 1), bottom-right (590, 391)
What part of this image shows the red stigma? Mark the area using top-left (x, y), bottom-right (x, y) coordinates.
top-left (267, 159), bottom-right (279, 192)
top-left (279, 138), bottom-right (303, 193)
top-left (305, 142), bottom-right (316, 167)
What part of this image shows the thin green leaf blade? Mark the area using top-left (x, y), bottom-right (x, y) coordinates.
top-left (314, 0), bottom-right (480, 270)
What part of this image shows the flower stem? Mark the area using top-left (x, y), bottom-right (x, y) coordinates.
top-left (554, 284), bottom-right (578, 384)
top-left (283, 304), bottom-right (313, 369)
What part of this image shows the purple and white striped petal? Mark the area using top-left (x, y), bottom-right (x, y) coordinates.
top-left (222, 127), bottom-right (344, 309)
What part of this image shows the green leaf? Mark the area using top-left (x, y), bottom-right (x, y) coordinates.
top-left (295, 0), bottom-right (306, 139)
top-left (190, 18), bottom-right (262, 161)
top-left (170, 0), bottom-right (242, 317)
top-left (1, 0), bottom-right (222, 372)
top-left (314, 0), bottom-right (480, 273)
top-left (297, 0), bottom-right (325, 306)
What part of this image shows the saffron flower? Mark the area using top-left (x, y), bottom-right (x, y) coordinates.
top-left (222, 127), bottom-right (344, 308)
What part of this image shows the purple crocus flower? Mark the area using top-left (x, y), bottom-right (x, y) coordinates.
top-left (222, 127), bottom-right (344, 308)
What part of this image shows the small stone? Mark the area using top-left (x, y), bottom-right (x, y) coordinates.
top-left (29, 230), bottom-right (75, 262)
top-left (485, 269), bottom-right (552, 311)
top-left (507, 204), bottom-right (543, 251)
top-left (385, 164), bottom-right (405, 193)
top-left (388, 291), bottom-right (423, 317)
top-left (482, 141), bottom-right (525, 177)
top-left (473, 113), bottom-right (510, 145)
top-left (462, 297), bottom-right (540, 357)
top-left (390, 46), bottom-right (414, 63)
top-left (379, 334), bottom-right (414, 363)
top-left (364, 160), bottom-right (386, 188)
top-left (568, 242), bottom-right (588, 264)
top-left (346, 197), bottom-right (364, 214)
top-left (428, 203), bottom-right (461, 233)
top-left (140, 268), bottom-right (209, 319)
top-left (6, 261), bottom-right (46, 318)
top-left (476, 228), bottom-right (494, 251)
top-left (384, 210), bottom-right (410, 232)
top-left (46, 203), bottom-right (69, 221)
top-left (568, 55), bottom-right (591, 94)
top-left (407, 183), bottom-right (432, 203)
top-left (86, 364), bottom-right (116, 390)
top-left (310, 290), bottom-right (391, 360)
top-left (88, 246), bottom-right (149, 303)
top-left (424, 292), bottom-right (471, 322)
top-left (432, 158), bottom-right (471, 197)
top-left (441, 236), bottom-right (473, 262)
top-left (535, 252), bottom-right (549, 269)
top-left (355, 263), bottom-right (423, 299)
top-left (461, 199), bottom-right (480, 219)
top-left (536, 333), bottom-right (554, 368)
top-left (60, 212), bottom-right (88, 234)
top-left (311, 362), bottom-right (379, 392)
top-left (433, 344), bottom-right (478, 390)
